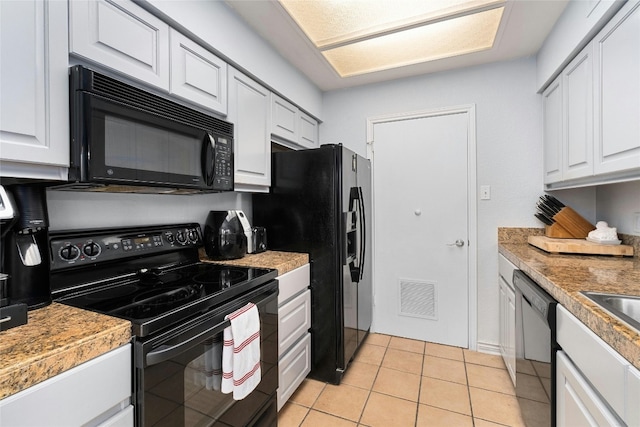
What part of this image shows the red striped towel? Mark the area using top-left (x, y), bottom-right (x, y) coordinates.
top-left (221, 302), bottom-right (261, 400)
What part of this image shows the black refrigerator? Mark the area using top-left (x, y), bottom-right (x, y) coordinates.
top-left (253, 144), bottom-right (372, 384)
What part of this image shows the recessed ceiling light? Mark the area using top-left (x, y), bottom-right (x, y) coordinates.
top-left (278, 0), bottom-right (506, 77)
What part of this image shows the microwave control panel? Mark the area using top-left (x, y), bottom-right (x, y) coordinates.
top-left (213, 136), bottom-right (233, 191)
top-left (50, 225), bottom-right (201, 270)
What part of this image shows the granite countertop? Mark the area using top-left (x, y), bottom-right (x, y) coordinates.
top-left (199, 249), bottom-right (309, 276)
top-left (498, 228), bottom-right (640, 370)
top-left (0, 303), bottom-right (131, 400)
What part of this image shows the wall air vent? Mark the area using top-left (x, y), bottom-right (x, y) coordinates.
top-left (398, 279), bottom-right (437, 320)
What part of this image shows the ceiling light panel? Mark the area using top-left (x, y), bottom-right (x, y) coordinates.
top-left (278, 0), bottom-right (504, 48)
top-left (322, 7), bottom-right (504, 77)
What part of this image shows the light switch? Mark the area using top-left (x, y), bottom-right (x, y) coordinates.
top-left (480, 185), bottom-right (491, 200)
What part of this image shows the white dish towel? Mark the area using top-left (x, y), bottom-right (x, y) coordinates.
top-left (221, 302), bottom-right (261, 400)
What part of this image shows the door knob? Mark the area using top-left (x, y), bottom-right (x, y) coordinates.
top-left (447, 239), bottom-right (465, 247)
top-left (414, 209), bottom-right (422, 216)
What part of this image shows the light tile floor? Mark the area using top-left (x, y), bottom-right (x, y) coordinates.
top-left (278, 334), bottom-right (526, 427)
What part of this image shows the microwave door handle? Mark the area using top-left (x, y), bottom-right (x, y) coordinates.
top-left (201, 133), bottom-right (216, 186)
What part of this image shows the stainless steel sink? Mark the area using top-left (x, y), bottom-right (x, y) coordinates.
top-left (581, 291), bottom-right (640, 332)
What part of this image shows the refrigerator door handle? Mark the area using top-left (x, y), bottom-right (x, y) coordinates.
top-left (357, 186), bottom-right (366, 282)
top-left (348, 186), bottom-right (365, 283)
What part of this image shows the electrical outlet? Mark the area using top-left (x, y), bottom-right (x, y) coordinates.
top-left (634, 212), bottom-right (640, 233)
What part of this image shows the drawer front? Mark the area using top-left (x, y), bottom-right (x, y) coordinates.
top-left (277, 264), bottom-right (310, 305)
top-left (498, 253), bottom-right (517, 289)
top-left (0, 344), bottom-right (132, 426)
top-left (279, 289), bottom-right (311, 354)
top-left (556, 305), bottom-right (627, 418)
top-left (278, 333), bottom-right (311, 411)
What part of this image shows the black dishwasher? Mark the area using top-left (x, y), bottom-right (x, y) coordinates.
top-left (513, 270), bottom-right (559, 427)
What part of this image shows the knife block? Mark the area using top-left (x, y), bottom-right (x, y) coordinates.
top-left (545, 207), bottom-right (595, 238)
top-left (544, 223), bottom-right (575, 238)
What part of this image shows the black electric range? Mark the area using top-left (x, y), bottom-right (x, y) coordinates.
top-left (50, 223), bottom-right (280, 426)
top-left (49, 223), bottom-right (277, 337)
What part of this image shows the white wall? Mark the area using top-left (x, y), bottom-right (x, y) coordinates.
top-left (596, 181), bottom-right (640, 235)
top-left (47, 190), bottom-right (251, 232)
top-left (321, 57), bottom-right (544, 349)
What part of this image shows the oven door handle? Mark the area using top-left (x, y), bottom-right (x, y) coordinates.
top-left (145, 289), bottom-right (277, 366)
top-left (146, 318), bottom-right (229, 366)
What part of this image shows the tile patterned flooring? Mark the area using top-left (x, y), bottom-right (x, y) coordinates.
top-left (278, 334), bottom-right (526, 427)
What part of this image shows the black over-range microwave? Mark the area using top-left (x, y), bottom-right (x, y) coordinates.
top-left (68, 65), bottom-right (233, 192)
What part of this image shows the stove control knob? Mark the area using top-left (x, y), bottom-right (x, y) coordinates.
top-left (188, 229), bottom-right (198, 243)
top-left (176, 230), bottom-right (187, 244)
top-left (165, 233), bottom-right (175, 244)
top-left (83, 242), bottom-right (101, 257)
top-left (59, 244), bottom-right (80, 261)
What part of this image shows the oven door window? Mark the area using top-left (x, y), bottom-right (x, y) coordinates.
top-left (138, 295), bottom-right (278, 427)
top-left (87, 94), bottom-right (208, 188)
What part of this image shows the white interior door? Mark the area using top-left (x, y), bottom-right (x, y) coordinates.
top-left (371, 110), bottom-right (471, 348)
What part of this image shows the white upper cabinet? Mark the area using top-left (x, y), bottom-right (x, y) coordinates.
top-left (271, 94), bottom-right (319, 149)
top-left (228, 68), bottom-right (271, 192)
top-left (543, 76), bottom-right (563, 184)
top-left (299, 111), bottom-right (319, 149)
top-left (169, 29), bottom-right (227, 116)
top-left (271, 94), bottom-right (298, 143)
top-left (563, 44), bottom-right (594, 181)
top-left (0, 0), bottom-right (69, 180)
top-left (543, 1), bottom-right (640, 189)
top-left (543, 45), bottom-right (594, 186)
top-left (69, 1), bottom-right (228, 116)
top-left (69, 0), bottom-right (170, 90)
top-left (593, 0), bottom-right (640, 175)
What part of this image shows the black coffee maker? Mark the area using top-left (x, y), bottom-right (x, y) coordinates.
top-left (3, 184), bottom-right (51, 309)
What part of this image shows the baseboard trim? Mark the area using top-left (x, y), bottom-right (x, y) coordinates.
top-left (475, 341), bottom-right (501, 356)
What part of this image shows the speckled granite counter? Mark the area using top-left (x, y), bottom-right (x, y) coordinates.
top-left (499, 228), bottom-right (640, 370)
top-left (199, 249), bottom-right (309, 275)
top-left (0, 303), bottom-right (131, 400)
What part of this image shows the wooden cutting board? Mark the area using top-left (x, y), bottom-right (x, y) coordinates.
top-left (528, 236), bottom-right (634, 256)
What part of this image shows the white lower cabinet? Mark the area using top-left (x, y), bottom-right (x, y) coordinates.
top-left (276, 264), bottom-right (311, 411)
top-left (498, 254), bottom-right (517, 385)
top-left (556, 350), bottom-right (622, 426)
top-left (556, 305), bottom-right (639, 426)
top-left (0, 344), bottom-right (133, 427)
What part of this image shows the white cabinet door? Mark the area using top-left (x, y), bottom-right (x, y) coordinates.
top-left (169, 29), bottom-right (227, 116)
top-left (271, 94), bottom-right (320, 149)
top-left (563, 45), bottom-right (594, 180)
top-left (0, 345), bottom-right (132, 427)
top-left (593, 0), bottom-right (640, 175)
top-left (498, 276), bottom-right (516, 385)
top-left (271, 94), bottom-right (298, 142)
top-left (278, 289), bottom-right (311, 356)
top-left (298, 111), bottom-right (319, 149)
top-left (543, 76), bottom-right (563, 184)
top-left (0, 0), bottom-right (69, 179)
top-left (228, 68), bottom-right (271, 191)
top-left (556, 351), bottom-right (623, 427)
top-left (69, 0), bottom-right (170, 90)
